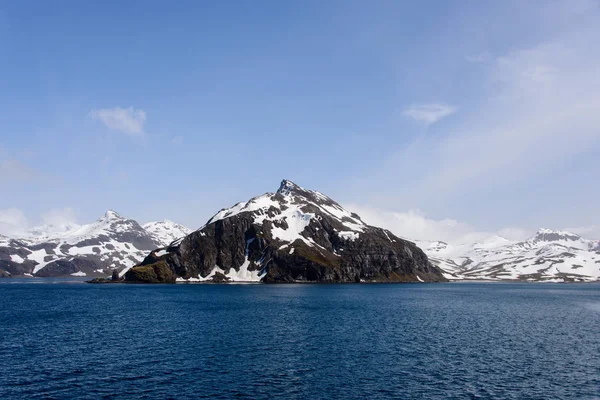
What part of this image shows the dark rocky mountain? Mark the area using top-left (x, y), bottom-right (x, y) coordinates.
top-left (0, 211), bottom-right (190, 278)
top-left (127, 180), bottom-right (446, 283)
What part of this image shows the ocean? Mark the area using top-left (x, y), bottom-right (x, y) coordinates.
top-left (0, 279), bottom-right (598, 399)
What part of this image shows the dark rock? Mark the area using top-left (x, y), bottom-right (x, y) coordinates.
top-left (132, 180), bottom-right (447, 284)
top-left (0, 246), bottom-right (32, 262)
top-left (35, 258), bottom-right (100, 277)
top-left (0, 260), bottom-right (36, 276)
top-left (124, 261), bottom-right (176, 283)
top-left (211, 272), bottom-right (230, 283)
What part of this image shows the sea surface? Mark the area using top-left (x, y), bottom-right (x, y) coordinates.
top-left (0, 279), bottom-right (598, 399)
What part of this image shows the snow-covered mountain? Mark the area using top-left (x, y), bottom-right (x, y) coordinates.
top-left (143, 220), bottom-right (192, 247)
top-left (419, 229), bottom-right (600, 282)
top-left (0, 211), bottom-right (191, 278)
top-left (126, 180), bottom-right (446, 283)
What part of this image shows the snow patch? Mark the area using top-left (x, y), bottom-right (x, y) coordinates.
top-left (155, 249), bottom-right (169, 257)
top-left (10, 254), bottom-right (24, 263)
top-left (338, 231), bottom-right (359, 241)
top-left (271, 208), bottom-right (314, 245)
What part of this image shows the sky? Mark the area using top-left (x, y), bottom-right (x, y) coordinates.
top-left (1, 0), bottom-right (599, 242)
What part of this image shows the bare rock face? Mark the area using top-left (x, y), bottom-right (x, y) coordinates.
top-left (129, 180), bottom-right (447, 284)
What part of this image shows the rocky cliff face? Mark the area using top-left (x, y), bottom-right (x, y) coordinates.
top-left (128, 180), bottom-right (446, 283)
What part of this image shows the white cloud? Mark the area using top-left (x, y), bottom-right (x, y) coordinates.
top-left (564, 225), bottom-right (600, 240)
top-left (171, 136), bottom-right (183, 145)
top-left (433, 35), bottom-right (599, 192)
top-left (402, 103), bottom-right (457, 125)
top-left (0, 208), bottom-right (29, 237)
top-left (346, 204), bottom-right (531, 244)
top-left (0, 208), bottom-right (80, 238)
top-left (0, 148), bottom-right (38, 182)
top-left (380, 3), bottom-right (600, 209)
top-left (89, 106), bottom-right (146, 136)
top-left (40, 208), bottom-right (78, 227)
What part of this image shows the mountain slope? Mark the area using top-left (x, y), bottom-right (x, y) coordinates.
top-left (422, 229), bottom-right (600, 282)
top-left (143, 220), bottom-right (192, 246)
top-left (0, 212), bottom-right (190, 278)
top-left (127, 180), bottom-right (447, 283)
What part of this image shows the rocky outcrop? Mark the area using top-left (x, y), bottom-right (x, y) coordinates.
top-left (133, 180), bottom-right (447, 283)
top-left (125, 261), bottom-right (176, 283)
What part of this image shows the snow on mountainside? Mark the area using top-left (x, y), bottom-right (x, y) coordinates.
top-left (143, 220), bottom-right (192, 247)
top-left (129, 180), bottom-right (445, 283)
top-left (420, 229), bottom-right (600, 282)
top-left (0, 211), bottom-right (190, 278)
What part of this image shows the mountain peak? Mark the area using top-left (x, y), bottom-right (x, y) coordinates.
top-left (277, 179), bottom-right (304, 195)
top-left (104, 210), bottom-right (122, 220)
top-left (143, 219), bottom-right (192, 247)
top-left (130, 180), bottom-right (445, 283)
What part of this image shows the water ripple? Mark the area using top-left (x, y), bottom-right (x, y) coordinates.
top-left (0, 281), bottom-right (599, 399)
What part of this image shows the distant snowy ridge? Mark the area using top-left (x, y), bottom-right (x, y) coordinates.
top-left (0, 211), bottom-right (191, 278)
top-left (143, 220), bottom-right (192, 247)
top-left (418, 229), bottom-right (600, 282)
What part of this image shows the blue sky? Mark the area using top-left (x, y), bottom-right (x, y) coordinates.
top-left (1, 0), bottom-right (599, 242)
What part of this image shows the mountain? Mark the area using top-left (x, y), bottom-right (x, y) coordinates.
top-left (0, 211), bottom-right (190, 278)
top-left (143, 220), bottom-right (192, 247)
top-left (422, 229), bottom-right (600, 282)
top-left (126, 180), bottom-right (447, 283)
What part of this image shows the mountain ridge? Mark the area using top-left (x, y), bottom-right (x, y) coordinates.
top-left (2, 192), bottom-right (596, 283)
top-left (0, 212), bottom-right (191, 278)
top-left (420, 228), bottom-right (600, 282)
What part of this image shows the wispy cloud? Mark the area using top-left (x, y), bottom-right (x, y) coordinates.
top-left (564, 225), bottom-right (600, 240)
top-left (171, 136), bottom-right (183, 145)
top-left (347, 204), bottom-right (530, 243)
top-left (89, 106), bottom-right (146, 136)
top-left (377, 1), bottom-right (600, 210)
top-left (40, 208), bottom-right (78, 227)
top-left (422, 30), bottom-right (600, 194)
top-left (402, 103), bottom-right (457, 125)
top-left (0, 207), bottom-right (79, 238)
top-left (0, 208), bottom-right (29, 237)
top-left (0, 147), bottom-right (39, 182)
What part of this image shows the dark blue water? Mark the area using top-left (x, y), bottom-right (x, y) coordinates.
top-left (0, 280), bottom-right (599, 399)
